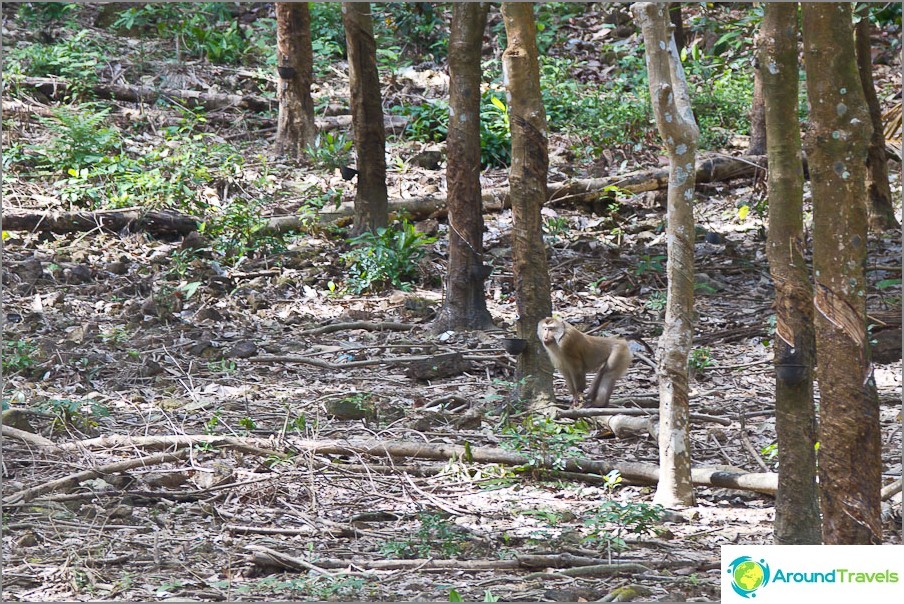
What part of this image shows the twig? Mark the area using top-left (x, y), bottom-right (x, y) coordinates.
top-left (245, 544), bottom-right (337, 578)
top-left (557, 408), bottom-right (732, 426)
top-left (2, 450), bottom-right (188, 505)
top-left (297, 321), bottom-right (418, 335)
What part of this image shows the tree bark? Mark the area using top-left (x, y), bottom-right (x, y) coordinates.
top-left (343, 2), bottom-right (388, 234)
top-left (801, 2), bottom-right (881, 545)
top-left (432, 3), bottom-right (494, 333)
top-left (501, 2), bottom-right (555, 412)
top-left (275, 2), bottom-right (317, 160)
top-left (760, 3), bottom-right (822, 545)
top-left (854, 7), bottom-right (899, 231)
top-left (632, 2), bottom-right (698, 508)
top-left (748, 54), bottom-right (767, 155)
top-left (668, 3), bottom-right (686, 54)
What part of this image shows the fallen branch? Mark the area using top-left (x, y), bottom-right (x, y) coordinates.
top-left (297, 321), bottom-right (418, 335)
top-left (17, 76), bottom-right (276, 113)
top-left (556, 407), bottom-right (732, 426)
top-left (50, 434), bottom-right (288, 458)
top-left (245, 544), bottom-right (337, 578)
top-left (285, 437), bottom-right (777, 495)
top-left (523, 563), bottom-right (651, 580)
top-left (1, 208), bottom-right (199, 237)
top-left (1, 424), bottom-right (54, 447)
top-left (2, 450), bottom-right (188, 505)
top-left (5, 157), bottom-right (769, 237)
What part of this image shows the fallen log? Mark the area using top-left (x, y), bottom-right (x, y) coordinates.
top-left (5, 432), bottom-right (778, 501)
top-left (18, 76), bottom-right (276, 113)
top-left (3, 155), bottom-right (768, 237)
top-left (305, 155), bottom-right (768, 223)
top-left (1, 207), bottom-right (199, 237)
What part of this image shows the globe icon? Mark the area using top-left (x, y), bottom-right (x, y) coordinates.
top-left (733, 560), bottom-right (765, 592)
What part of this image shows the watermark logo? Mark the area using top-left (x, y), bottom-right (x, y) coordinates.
top-left (727, 556), bottom-right (771, 598)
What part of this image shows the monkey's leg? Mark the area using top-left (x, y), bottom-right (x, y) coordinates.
top-left (586, 366), bottom-right (609, 407)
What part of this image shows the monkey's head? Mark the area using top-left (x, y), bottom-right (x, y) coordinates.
top-left (537, 317), bottom-right (565, 347)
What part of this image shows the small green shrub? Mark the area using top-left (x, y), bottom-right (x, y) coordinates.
top-left (584, 500), bottom-right (664, 552)
top-left (305, 132), bottom-right (354, 170)
top-left (380, 512), bottom-right (467, 559)
top-left (113, 3), bottom-right (248, 65)
top-left (501, 416), bottom-right (590, 471)
top-left (4, 30), bottom-right (102, 92)
top-left (479, 92), bottom-right (511, 168)
top-left (396, 99), bottom-right (448, 143)
top-left (343, 219), bottom-right (436, 293)
top-left (36, 105), bottom-right (120, 172)
top-left (37, 398), bottom-right (111, 431)
top-left (2, 340), bottom-right (38, 374)
top-left (689, 347), bottom-right (714, 374)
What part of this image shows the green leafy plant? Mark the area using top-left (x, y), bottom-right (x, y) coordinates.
top-left (305, 132), bottom-right (354, 170)
top-left (645, 291), bottom-right (667, 312)
top-left (543, 215), bottom-right (570, 238)
top-left (343, 218), bottom-right (436, 293)
top-left (374, 3), bottom-right (448, 62)
top-left (689, 347), bottom-right (714, 375)
top-left (501, 416), bottom-right (590, 471)
top-left (480, 92), bottom-right (511, 168)
top-left (2, 340), bottom-right (38, 374)
top-left (4, 30), bottom-right (102, 92)
top-left (17, 2), bottom-right (79, 26)
top-left (584, 500), bottom-right (664, 553)
top-left (113, 3), bottom-right (248, 64)
top-left (381, 512), bottom-right (468, 559)
top-left (36, 105), bottom-right (120, 172)
top-left (634, 254), bottom-right (666, 276)
top-left (395, 99), bottom-right (449, 143)
top-left (37, 398), bottom-right (110, 431)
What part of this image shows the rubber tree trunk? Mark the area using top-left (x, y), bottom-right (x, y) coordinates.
top-left (854, 7), bottom-right (899, 231)
top-left (748, 56), bottom-right (767, 155)
top-left (801, 2), bottom-right (882, 545)
top-left (433, 3), bottom-right (495, 333)
top-left (343, 2), bottom-right (388, 235)
top-left (759, 3), bottom-right (822, 545)
top-left (632, 2), bottom-right (698, 508)
top-left (275, 2), bottom-right (317, 160)
top-left (501, 2), bottom-right (555, 412)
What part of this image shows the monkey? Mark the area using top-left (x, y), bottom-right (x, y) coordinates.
top-left (537, 317), bottom-right (632, 408)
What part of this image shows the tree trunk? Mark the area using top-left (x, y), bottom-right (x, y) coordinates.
top-left (501, 3), bottom-right (555, 412)
top-left (432, 3), bottom-right (494, 333)
top-left (748, 53), bottom-right (767, 155)
top-left (668, 3), bottom-right (686, 55)
top-left (632, 2), bottom-right (698, 508)
top-left (343, 2), bottom-right (388, 235)
top-left (275, 2), bottom-right (317, 161)
top-left (760, 3), bottom-right (822, 545)
top-left (854, 7), bottom-right (899, 231)
top-left (801, 2), bottom-right (882, 545)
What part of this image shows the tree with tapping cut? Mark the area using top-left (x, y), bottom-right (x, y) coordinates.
top-left (343, 2), bottom-right (388, 235)
top-left (631, 2), bottom-right (698, 507)
top-left (433, 3), bottom-right (495, 333)
top-left (801, 2), bottom-right (881, 544)
top-left (854, 5), bottom-right (899, 230)
top-left (501, 3), bottom-right (554, 411)
top-left (275, 2), bottom-right (317, 160)
top-left (759, 2), bottom-right (821, 545)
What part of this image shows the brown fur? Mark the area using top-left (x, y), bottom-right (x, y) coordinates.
top-left (537, 317), bottom-right (632, 407)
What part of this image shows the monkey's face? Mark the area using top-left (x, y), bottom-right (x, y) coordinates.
top-left (537, 318), bottom-right (562, 346)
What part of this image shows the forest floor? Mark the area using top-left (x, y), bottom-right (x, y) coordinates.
top-left (2, 4), bottom-right (902, 602)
